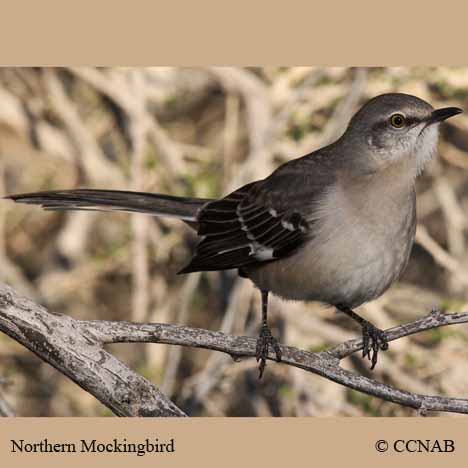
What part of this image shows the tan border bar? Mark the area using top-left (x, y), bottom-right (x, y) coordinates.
top-left (0, 0), bottom-right (465, 65)
top-left (0, 418), bottom-right (467, 467)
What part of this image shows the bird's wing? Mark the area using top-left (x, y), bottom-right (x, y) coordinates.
top-left (179, 155), bottom-right (335, 273)
top-left (179, 182), bottom-right (308, 273)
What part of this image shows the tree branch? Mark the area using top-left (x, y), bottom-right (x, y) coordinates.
top-left (0, 283), bottom-right (185, 417)
top-left (2, 281), bottom-right (468, 416)
top-left (84, 311), bottom-right (468, 415)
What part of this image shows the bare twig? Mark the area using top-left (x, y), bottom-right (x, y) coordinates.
top-left (43, 70), bottom-right (125, 263)
top-left (128, 71), bottom-right (150, 323)
top-left (0, 392), bottom-right (15, 417)
top-left (69, 67), bottom-right (186, 178)
top-left (2, 281), bottom-right (468, 416)
top-left (210, 67), bottom-right (273, 185)
top-left (160, 272), bottom-right (201, 396)
top-left (87, 309), bottom-right (468, 415)
top-left (320, 67), bottom-right (368, 145)
top-left (181, 278), bottom-right (253, 408)
top-left (0, 158), bottom-right (38, 298)
top-left (416, 224), bottom-right (468, 285)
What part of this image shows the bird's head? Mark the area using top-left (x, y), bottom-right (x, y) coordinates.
top-left (346, 93), bottom-right (462, 175)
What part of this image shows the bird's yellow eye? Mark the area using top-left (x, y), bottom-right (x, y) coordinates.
top-left (390, 113), bottom-right (406, 128)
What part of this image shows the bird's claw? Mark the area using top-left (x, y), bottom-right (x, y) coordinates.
top-left (361, 322), bottom-right (388, 370)
top-left (255, 324), bottom-right (282, 379)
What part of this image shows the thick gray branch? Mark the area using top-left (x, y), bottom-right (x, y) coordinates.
top-left (0, 283), bottom-right (185, 417)
top-left (2, 280), bottom-right (468, 416)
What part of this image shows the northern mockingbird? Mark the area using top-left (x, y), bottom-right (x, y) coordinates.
top-left (6, 93), bottom-right (463, 378)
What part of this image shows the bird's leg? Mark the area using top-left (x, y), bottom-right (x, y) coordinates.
top-left (255, 290), bottom-right (282, 378)
top-left (336, 305), bottom-right (388, 370)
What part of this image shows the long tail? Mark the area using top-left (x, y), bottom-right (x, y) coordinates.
top-left (5, 188), bottom-right (211, 223)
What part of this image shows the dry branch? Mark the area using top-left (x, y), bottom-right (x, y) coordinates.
top-left (2, 281), bottom-right (468, 416)
top-left (0, 282), bottom-right (185, 417)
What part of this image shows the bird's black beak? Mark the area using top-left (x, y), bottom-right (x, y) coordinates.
top-left (429, 107), bottom-right (463, 124)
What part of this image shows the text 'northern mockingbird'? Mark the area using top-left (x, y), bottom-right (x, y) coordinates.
top-left (6, 93), bottom-right (463, 378)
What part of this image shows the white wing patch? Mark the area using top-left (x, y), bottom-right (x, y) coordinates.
top-left (253, 246), bottom-right (275, 260)
top-left (281, 220), bottom-right (295, 231)
top-left (237, 204), bottom-right (275, 260)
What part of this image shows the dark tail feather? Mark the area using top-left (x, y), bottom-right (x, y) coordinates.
top-left (5, 188), bottom-right (211, 222)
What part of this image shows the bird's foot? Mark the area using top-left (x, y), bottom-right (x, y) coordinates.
top-left (361, 322), bottom-right (388, 370)
top-left (255, 324), bottom-right (282, 379)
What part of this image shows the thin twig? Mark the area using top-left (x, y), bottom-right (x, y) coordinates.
top-left (416, 224), bottom-right (468, 285)
top-left (0, 394), bottom-right (15, 417)
top-left (85, 310), bottom-right (468, 415)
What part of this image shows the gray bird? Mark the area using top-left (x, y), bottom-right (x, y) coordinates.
top-left (6, 93), bottom-right (463, 378)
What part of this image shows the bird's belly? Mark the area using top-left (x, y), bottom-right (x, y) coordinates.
top-left (247, 217), bottom-right (414, 308)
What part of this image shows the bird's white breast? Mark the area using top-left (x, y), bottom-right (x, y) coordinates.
top-left (247, 172), bottom-right (416, 307)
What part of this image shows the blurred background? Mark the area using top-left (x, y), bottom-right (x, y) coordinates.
top-left (1, 67), bottom-right (468, 416)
